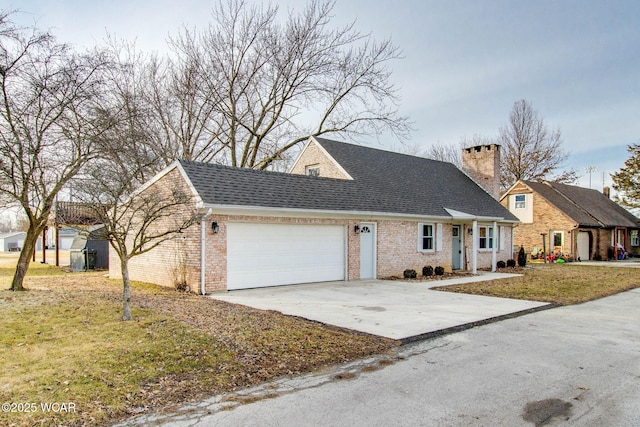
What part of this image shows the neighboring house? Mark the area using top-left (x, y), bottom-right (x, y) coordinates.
top-left (111, 137), bottom-right (519, 293)
top-left (501, 180), bottom-right (640, 261)
top-left (0, 231), bottom-right (26, 252)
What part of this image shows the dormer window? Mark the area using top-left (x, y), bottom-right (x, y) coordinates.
top-left (306, 165), bottom-right (320, 177)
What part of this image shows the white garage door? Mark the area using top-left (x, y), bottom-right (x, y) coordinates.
top-left (227, 223), bottom-right (346, 290)
top-left (577, 232), bottom-right (590, 261)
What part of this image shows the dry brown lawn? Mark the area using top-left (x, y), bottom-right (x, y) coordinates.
top-left (433, 263), bottom-right (640, 305)
top-left (0, 262), bottom-right (396, 427)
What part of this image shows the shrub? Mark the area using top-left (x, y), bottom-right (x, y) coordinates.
top-left (506, 259), bottom-right (516, 268)
top-left (518, 246), bottom-right (527, 267)
top-left (496, 260), bottom-right (506, 269)
top-left (175, 281), bottom-right (190, 292)
top-left (434, 266), bottom-right (445, 276)
top-left (422, 266), bottom-right (434, 276)
top-left (403, 269), bottom-right (417, 279)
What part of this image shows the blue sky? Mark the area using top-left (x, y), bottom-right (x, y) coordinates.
top-left (9, 0), bottom-right (640, 190)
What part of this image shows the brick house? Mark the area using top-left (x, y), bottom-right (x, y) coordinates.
top-left (501, 180), bottom-right (640, 261)
top-left (111, 137), bottom-right (518, 293)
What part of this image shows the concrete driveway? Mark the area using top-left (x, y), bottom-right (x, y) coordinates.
top-left (211, 273), bottom-right (550, 341)
top-left (121, 288), bottom-right (640, 427)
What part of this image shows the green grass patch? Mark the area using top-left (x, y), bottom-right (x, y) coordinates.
top-left (0, 262), bottom-right (66, 279)
top-left (434, 264), bottom-right (640, 305)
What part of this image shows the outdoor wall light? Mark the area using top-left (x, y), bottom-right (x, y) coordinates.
top-left (467, 227), bottom-right (473, 235)
top-left (211, 221), bottom-right (219, 234)
top-left (354, 225), bottom-right (361, 234)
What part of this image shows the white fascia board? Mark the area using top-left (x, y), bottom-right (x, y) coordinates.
top-left (444, 207), bottom-right (516, 224)
top-left (444, 208), bottom-right (476, 219)
top-left (500, 179), bottom-right (531, 202)
top-left (127, 161), bottom-right (179, 199)
top-left (202, 203), bottom-right (453, 222)
top-left (173, 161), bottom-right (205, 207)
top-left (310, 136), bottom-right (354, 180)
top-left (122, 161), bottom-right (204, 207)
top-left (287, 138), bottom-right (313, 174)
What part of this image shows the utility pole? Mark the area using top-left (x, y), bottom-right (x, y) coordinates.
top-left (585, 166), bottom-right (598, 188)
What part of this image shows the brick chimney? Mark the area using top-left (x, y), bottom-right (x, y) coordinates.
top-left (603, 186), bottom-right (610, 198)
top-left (461, 144), bottom-right (501, 200)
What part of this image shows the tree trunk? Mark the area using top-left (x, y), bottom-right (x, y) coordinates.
top-left (120, 256), bottom-right (132, 321)
top-left (10, 226), bottom-right (40, 291)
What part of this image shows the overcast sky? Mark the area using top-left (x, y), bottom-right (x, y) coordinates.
top-left (9, 0), bottom-right (640, 190)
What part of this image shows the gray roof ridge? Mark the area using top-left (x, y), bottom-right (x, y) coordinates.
top-left (313, 137), bottom-right (456, 166)
top-left (177, 159), bottom-right (356, 184)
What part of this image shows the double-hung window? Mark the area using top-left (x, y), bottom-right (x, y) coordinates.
top-left (478, 226), bottom-right (494, 249)
top-left (419, 224), bottom-right (434, 252)
top-left (514, 194), bottom-right (526, 209)
top-left (631, 230), bottom-right (639, 247)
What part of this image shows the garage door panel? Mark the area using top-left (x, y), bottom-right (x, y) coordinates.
top-left (227, 223), bottom-right (345, 290)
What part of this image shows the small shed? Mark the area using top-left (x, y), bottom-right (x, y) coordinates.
top-left (69, 225), bottom-right (109, 272)
top-left (0, 232), bottom-right (26, 252)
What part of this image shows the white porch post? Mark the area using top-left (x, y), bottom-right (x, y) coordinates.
top-left (491, 221), bottom-right (498, 272)
top-left (472, 220), bottom-right (478, 275)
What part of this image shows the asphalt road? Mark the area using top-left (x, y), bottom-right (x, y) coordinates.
top-left (120, 288), bottom-right (640, 427)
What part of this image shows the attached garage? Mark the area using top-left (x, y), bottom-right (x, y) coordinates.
top-left (226, 223), bottom-right (346, 290)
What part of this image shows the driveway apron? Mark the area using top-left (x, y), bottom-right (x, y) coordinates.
top-left (211, 273), bottom-right (550, 341)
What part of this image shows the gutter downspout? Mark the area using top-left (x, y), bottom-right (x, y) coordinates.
top-left (200, 215), bottom-right (207, 295)
top-left (491, 221), bottom-right (497, 272)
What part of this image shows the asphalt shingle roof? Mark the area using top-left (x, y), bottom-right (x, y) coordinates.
top-left (179, 138), bottom-right (518, 221)
top-left (523, 180), bottom-right (640, 228)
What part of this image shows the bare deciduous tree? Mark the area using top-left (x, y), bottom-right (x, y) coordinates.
top-left (423, 135), bottom-right (494, 168)
top-left (0, 11), bottom-right (111, 291)
top-left (69, 43), bottom-right (197, 320)
top-left (149, 0), bottom-right (411, 170)
top-left (498, 99), bottom-right (576, 191)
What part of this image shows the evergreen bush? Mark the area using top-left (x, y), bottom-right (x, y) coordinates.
top-left (403, 269), bottom-right (417, 279)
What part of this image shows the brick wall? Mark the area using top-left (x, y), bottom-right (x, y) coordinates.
top-left (119, 212), bottom-right (514, 291)
top-left (376, 220), bottom-right (452, 276)
top-left (109, 167), bottom-right (201, 289)
top-left (289, 140), bottom-right (350, 179)
top-left (461, 144), bottom-right (501, 200)
top-left (501, 186), bottom-right (582, 258)
top-left (114, 168), bottom-right (514, 290)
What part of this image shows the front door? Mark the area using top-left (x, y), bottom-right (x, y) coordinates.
top-left (360, 222), bottom-right (376, 279)
top-left (452, 225), bottom-right (462, 270)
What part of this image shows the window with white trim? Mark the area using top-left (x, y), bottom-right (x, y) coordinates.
top-left (418, 223), bottom-right (434, 252)
top-left (478, 226), bottom-right (494, 249)
top-left (631, 230), bottom-right (639, 247)
top-left (514, 194), bottom-right (526, 209)
top-left (305, 165), bottom-right (320, 176)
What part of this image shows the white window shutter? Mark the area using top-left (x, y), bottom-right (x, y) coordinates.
top-left (436, 223), bottom-right (443, 251)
